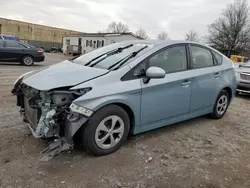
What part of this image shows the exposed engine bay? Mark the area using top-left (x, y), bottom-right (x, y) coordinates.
top-left (12, 80), bottom-right (91, 161)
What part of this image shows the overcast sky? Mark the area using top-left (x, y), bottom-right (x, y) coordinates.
top-left (0, 0), bottom-right (235, 39)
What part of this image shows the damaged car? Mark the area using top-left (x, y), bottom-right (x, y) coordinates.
top-left (12, 40), bottom-right (236, 160)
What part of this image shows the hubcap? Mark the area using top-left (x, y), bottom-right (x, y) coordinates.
top-left (216, 95), bottom-right (228, 115)
top-left (95, 115), bottom-right (125, 149)
top-left (24, 57), bottom-right (33, 65)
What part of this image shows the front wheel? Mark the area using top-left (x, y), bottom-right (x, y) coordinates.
top-left (21, 55), bottom-right (34, 66)
top-left (81, 105), bottom-right (130, 156)
top-left (210, 90), bottom-right (230, 119)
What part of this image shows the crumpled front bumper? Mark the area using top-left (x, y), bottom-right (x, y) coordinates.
top-left (24, 113), bottom-right (88, 161)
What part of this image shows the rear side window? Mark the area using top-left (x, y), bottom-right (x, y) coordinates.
top-left (5, 40), bottom-right (21, 48)
top-left (190, 45), bottom-right (213, 69)
top-left (0, 40), bottom-right (4, 47)
top-left (212, 51), bottom-right (222, 65)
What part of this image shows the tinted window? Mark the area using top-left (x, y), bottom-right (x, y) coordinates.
top-left (0, 40), bottom-right (4, 47)
top-left (190, 45), bottom-right (213, 69)
top-left (212, 51), bottom-right (222, 65)
top-left (5, 40), bottom-right (21, 48)
top-left (148, 46), bottom-right (187, 73)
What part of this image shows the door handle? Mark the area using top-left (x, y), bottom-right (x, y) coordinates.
top-left (182, 80), bottom-right (191, 87)
top-left (214, 72), bottom-right (221, 78)
top-left (129, 90), bottom-right (140, 94)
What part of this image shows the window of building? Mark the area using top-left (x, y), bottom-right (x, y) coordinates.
top-left (66, 39), bottom-right (70, 45)
top-left (86, 40), bottom-right (89, 47)
top-left (90, 40), bottom-right (93, 47)
top-left (102, 40), bottom-right (104, 47)
top-left (190, 45), bottom-right (214, 69)
top-left (93, 41), bottom-right (96, 48)
top-left (148, 45), bottom-right (187, 73)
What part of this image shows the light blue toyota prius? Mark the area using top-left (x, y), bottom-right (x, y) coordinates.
top-left (12, 40), bottom-right (236, 159)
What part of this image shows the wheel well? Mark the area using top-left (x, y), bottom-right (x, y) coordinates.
top-left (113, 103), bottom-right (135, 134)
top-left (223, 87), bottom-right (232, 101)
top-left (22, 54), bottom-right (34, 59)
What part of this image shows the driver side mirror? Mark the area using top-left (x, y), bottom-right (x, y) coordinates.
top-left (143, 67), bottom-right (166, 84)
top-left (146, 66), bottom-right (166, 79)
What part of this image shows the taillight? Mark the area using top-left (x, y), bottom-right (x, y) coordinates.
top-left (37, 49), bottom-right (44, 54)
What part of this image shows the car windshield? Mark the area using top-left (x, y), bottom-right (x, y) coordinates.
top-left (243, 61), bottom-right (250, 67)
top-left (73, 42), bottom-right (153, 69)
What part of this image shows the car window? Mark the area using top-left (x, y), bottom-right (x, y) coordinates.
top-left (5, 40), bottom-right (22, 48)
top-left (211, 50), bottom-right (222, 65)
top-left (148, 46), bottom-right (187, 73)
top-left (0, 40), bottom-right (4, 47)
top-left (190, 45), bottom-right (214, 69)
top-left (19, 43), bottom-right (28, 48)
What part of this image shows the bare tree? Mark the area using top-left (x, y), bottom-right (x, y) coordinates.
top-left (135, 28), bottom-right (148, 39)
top-left (107, 21), bottom-right (129, 33)
top-left (208, 0), bottom-right (250, 56)
top-left (185, 30), bottom-right (199, 41)
top-left (157, 32), bottom-right (169, 40)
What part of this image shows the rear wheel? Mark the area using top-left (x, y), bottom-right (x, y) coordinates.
top-left (21, 55), bottom-right (34, 66)
top-left (210, 90), bottom-right (230, 119)
top-left (81, 105), bottom-right (130, 156)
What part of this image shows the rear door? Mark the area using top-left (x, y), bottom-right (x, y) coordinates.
top-left (188, 44), bottom-right (222, 111)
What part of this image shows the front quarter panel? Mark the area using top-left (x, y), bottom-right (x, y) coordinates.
top-left (72, 68), bottom-right (142, 127)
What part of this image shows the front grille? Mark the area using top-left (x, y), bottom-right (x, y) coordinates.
top-left (240, 73), bottom-right (250, 80)
top-left (24, 97), bottom-right (40, 128)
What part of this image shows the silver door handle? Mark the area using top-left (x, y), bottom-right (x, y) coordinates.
top-left (214, 72), bottom-right (221, 78)
top-left (182, 81), bottom-right (191, 86)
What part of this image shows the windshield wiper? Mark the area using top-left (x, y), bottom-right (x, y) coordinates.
top-left (84, 44), bottom-right (133, 67)
top-left (108, 45), bottom-right (148, 70)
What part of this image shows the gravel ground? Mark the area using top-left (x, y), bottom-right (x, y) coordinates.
top-left (0, 53), bottom-right (250, 188)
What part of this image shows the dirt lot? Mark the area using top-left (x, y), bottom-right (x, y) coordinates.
top-left (0, 53), bottom-right (250, 188)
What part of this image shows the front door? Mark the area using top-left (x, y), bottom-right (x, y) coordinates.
top-left (140, 45), bottom-right (192, 125)
top-left (0, 39), bottom-right (5, 61)
top-left (3, 40), bottom-right (25, 61)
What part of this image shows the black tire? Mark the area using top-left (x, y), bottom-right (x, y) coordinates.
top-left (21, 55), bottom-right (34, 66)
top-left (210, 90), bottom-right (230, 119)
top-left (81, 105), bottom-right (130, 156)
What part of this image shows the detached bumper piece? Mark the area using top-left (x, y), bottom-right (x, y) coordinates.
top-left (39, 137), bottom-right (73, 161)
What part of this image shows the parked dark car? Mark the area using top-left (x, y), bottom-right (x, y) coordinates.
top-left (0, 40), bottom-right (44, 66)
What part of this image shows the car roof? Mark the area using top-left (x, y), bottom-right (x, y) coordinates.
top-left (119, 39), bottom-right (205, 47)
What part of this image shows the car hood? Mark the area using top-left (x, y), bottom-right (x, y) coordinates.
top-left (22, 60), bottom-right (109, 91)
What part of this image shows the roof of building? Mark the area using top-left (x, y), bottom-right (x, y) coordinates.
top-left (64, 32), bottom-right (143, 39)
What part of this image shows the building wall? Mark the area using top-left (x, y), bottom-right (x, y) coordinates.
top-left (0, 17), bottom-right (81, 49)
top-left (62, 35), bottom-right (140, 54)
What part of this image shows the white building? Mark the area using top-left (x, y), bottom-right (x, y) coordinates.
top-left (62, 32), bottom-right (142, 54)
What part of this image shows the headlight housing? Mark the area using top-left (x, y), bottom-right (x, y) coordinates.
top-left (70, 103), bottom-right (93, 117)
